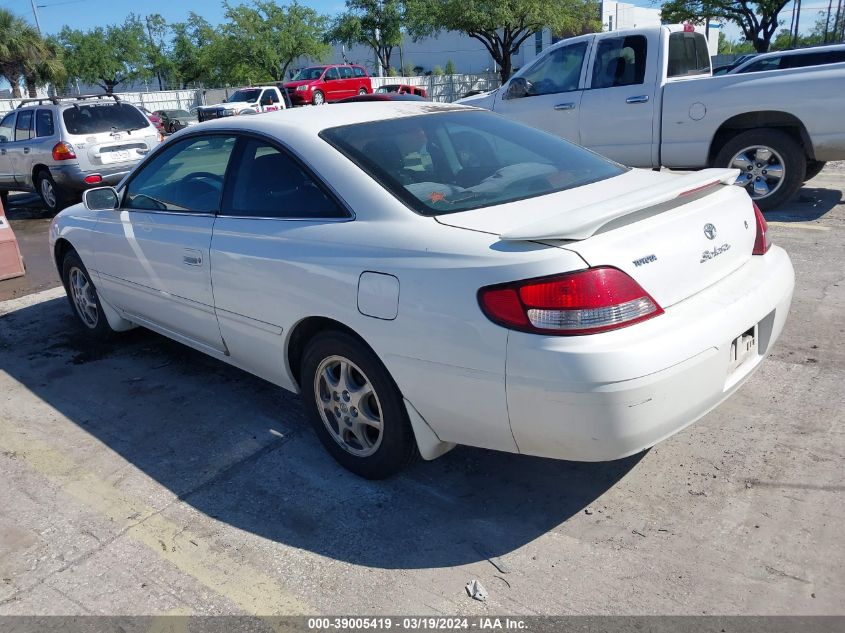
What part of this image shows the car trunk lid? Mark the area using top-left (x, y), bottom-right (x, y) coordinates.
top-left (437, 168), bottom-right (758, 308)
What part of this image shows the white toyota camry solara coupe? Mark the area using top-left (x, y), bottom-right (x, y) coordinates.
top-left (50, 102), bottom-right (794, 478)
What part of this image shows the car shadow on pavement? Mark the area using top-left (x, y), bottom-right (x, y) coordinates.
top-left (767, 186), bottom-right (842, 222)
top-left (0, 296), bottom-right (642, 570)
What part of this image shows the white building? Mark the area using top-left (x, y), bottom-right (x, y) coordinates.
top-left (601, 1), bottom-right (662, 32)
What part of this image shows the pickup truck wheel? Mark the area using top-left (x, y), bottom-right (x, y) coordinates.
top-left (301, 331), bottom-right (418, 479)
top-left (312, 90), bottom-right (325, 106)
top-left (35, 169), bottom-right (68, 214)
top-left (804, 160), bottom-right (826, 182)
top-left (714, 128), bottom-right (805, 211)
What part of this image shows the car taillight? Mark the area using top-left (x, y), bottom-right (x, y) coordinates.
top-left (478, 267), bottom-right (664, 336)
top-left (751, 202), bottom-right (771, 255)
top-left (52, 142), bottom-right (76, 161)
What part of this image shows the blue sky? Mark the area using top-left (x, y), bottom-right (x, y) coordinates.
top-left (0, 0), bottom-right (826, 39)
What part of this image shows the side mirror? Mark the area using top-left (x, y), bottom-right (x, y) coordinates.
top-left (83, 186), bottom-right (119, 211)
top-left (505, 77), bottom-right (529, 100)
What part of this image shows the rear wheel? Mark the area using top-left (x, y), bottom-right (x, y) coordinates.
top-left (312, 90), bottom-right (325, 106)
top-left (61, 250), bottom-right (116, 340)
top-left (358, 88), bottom-right (367, 95)
top-left (35, 169), bottom-right (68, 214)
top-left (804, 159), bottom-right (826, 182)
top-left (714, 128), bottom-right (805, 211)
top-left (301, 331), bottom-right (418, 479)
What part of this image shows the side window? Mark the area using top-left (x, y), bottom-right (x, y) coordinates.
top-left (325, 67), bottom-right (340, 81)
top-left (260, 90), bottom-right (278, 105)
top-left (223, 138), bottom-right (346, 219)
top-left (740, 57), bottom-right (782, 73)
top-left (340, 67), bottom-right (354, 79)
top-left (519, 42), bottom-right (588, 96)
top-left (35, 110), bottom-right (55, 137)
top-left (15, 110), bottom-right (33, 141)
top-left (0, 113), bottom-right (15, 143)
top-left (591, 35), bottom-right (648, 88)
top-left (353, 67), bottom-right (366, 78)
top-left (125, 135), bottom-right (236, 213)
top-left (667, 32), bottom-right (710, 77)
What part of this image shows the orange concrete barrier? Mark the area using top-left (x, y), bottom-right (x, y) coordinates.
top-left (0, 198), bottom-right (26, 282)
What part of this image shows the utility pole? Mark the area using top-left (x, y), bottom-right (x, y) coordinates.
top-left (30, 0), bottom-right (42, 34)
top-left (792, 0), bottom-right (802, 48)
top-left (824, 0), bottom-right (833, 43)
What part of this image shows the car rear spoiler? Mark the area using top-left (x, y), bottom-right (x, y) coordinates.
top-left (499, 168), bottom-right (740, 241)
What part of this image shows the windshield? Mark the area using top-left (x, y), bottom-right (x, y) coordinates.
top-left (321, 111), bottom-right (626, 216)
top-left (226, 89), bottom-right (261, 103)
top-left (291, 67), bottom-right (326, 81)
top-left (164, 109), bottom-right (191, 117)
top-left (62, 103), bottom-right (150, 135)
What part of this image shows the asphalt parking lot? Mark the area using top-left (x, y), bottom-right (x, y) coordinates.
top-left (0, 166), bottom-right (843, 616)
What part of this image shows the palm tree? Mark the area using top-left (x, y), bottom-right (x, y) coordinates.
top-left (0, 9), bottom-right (65, 98)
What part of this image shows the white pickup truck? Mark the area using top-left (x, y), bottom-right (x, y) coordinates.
top-left (197, 86), bottom-right (288, 122)
top-left (460, 25), bottom-right (845, 209)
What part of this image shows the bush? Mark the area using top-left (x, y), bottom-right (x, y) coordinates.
top-left (445, 59), bottom-right (456, 75)
top-left (432, 65), bottom-right (444, 76)
top-left (401, 62), bottom-right (415, 77)
top-left (387, 67), bottom-right (399, 77)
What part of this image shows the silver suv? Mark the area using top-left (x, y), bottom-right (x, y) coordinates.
top-left (0, 94), bottom-right (161, 213)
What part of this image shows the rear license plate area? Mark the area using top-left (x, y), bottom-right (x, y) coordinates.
top-left (102, 149), bottom-right (130, 164)
top-left (727, 325), bottom-right (757, 376)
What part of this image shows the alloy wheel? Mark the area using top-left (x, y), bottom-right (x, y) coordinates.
top-left (68, 267), bottom-right (99, 328)
top-left (313, 355), bottom-right (384, 457)
top-left (729, 145), bottom-right (785, 200)
top-left (40, 178), bottom-right (56, 209)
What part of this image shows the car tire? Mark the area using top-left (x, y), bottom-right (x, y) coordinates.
top-left (301, 331), bottom-right (418, 479)
top-left (61, 250), bottom-right (116, 340)
top-left (35, 169), bottom-right (68, 214)
top-left (713, 128), bottom-right (805, 211)
top-left (312, 90), bottom-right (325, 106)
top-left (358, 88), bottom-right (367, 95)
top-left (168, 122), bottom-right (176, 134)
top-left (804, 159), bottom-right (826, 182)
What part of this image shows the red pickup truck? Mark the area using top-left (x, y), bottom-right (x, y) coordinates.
top-left (284, 64), bottom-right (372, 106)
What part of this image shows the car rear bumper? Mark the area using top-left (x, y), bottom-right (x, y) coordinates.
top-left (505, 245), bottom-right (795, 461)
top-left (51, 163), bottom-right (134, 191)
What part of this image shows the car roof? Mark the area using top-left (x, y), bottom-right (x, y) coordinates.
top-left (740, 43), bottom-right (845, 62)
top-left (195, 101), bottom-right (469, 135)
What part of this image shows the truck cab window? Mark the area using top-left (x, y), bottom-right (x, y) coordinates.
top-left (591, 35), bottom-right (647, 88)
top-left (517, 41), bottom-right (588, 96)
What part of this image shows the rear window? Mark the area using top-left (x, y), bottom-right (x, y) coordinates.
top-left (321, 111), bottom-right (626, 216)
top-left (62, 103), bottom-right (149, 135)
top-left (667, 32), bottom-right (711, 77)
top-left (353, 67), bottom-right (366, 78)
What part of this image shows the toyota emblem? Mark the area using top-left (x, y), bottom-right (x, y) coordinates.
top-left (703, 223), bottom-right (717, 240)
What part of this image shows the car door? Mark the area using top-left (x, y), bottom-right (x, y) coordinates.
top-left (338, 66), bottom-right (356, 98)
top-left (20, 109), bottom-right (58, 190)
top-left (7, 110), bottom-right (35, 188)
top-left (93, 134), bottom-right (237, 354)
top-left (258, 89), bottom-right (281, 113)
top-left (493, 38), bottom-right (591, 146)
top-left (578, 34), bottom-right (657, 167)
top-left (323, 67), bottom-right (342, 101)
top-left (0, 112), bottom-right (16, 189)
top-left (210, 135), bottom-right (351, 388)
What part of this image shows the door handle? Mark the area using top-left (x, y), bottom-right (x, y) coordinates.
top-left (554, 102), bottom-right (576, 111)
top-left (23, 147), bottom-right (30, 154)
top-left (182, 249), bottom-right (203, 266)
top-left (626, 95), bottom-right (650, 104)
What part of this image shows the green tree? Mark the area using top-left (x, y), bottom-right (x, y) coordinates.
top-left (661, 1), bottom-right (790, 53)
top-left (406, 0), bottom-right (601, 83)
top-left (444, 59), bottom-right (456, 74)
top-left (169, 13), bottom-right (222, 88)
top-left (219, 0), bottom-right (330, 84)
top-left (432, 64), bottom-right (444, 75)
top-left (328, 0), bottom-right (403, 75)
top-left (58, 16), bottom-right (149, 92)
top-left (0, 9), bottom-right (65, 98)
top-left (144, 13), bottom-right (172, 90)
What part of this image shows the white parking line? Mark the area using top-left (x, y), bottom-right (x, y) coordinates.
top-left (767, 222), bottom-right (831, 231)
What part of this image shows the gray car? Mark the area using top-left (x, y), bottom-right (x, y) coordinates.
top-left (0, 94), bottom-right (161, 213)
